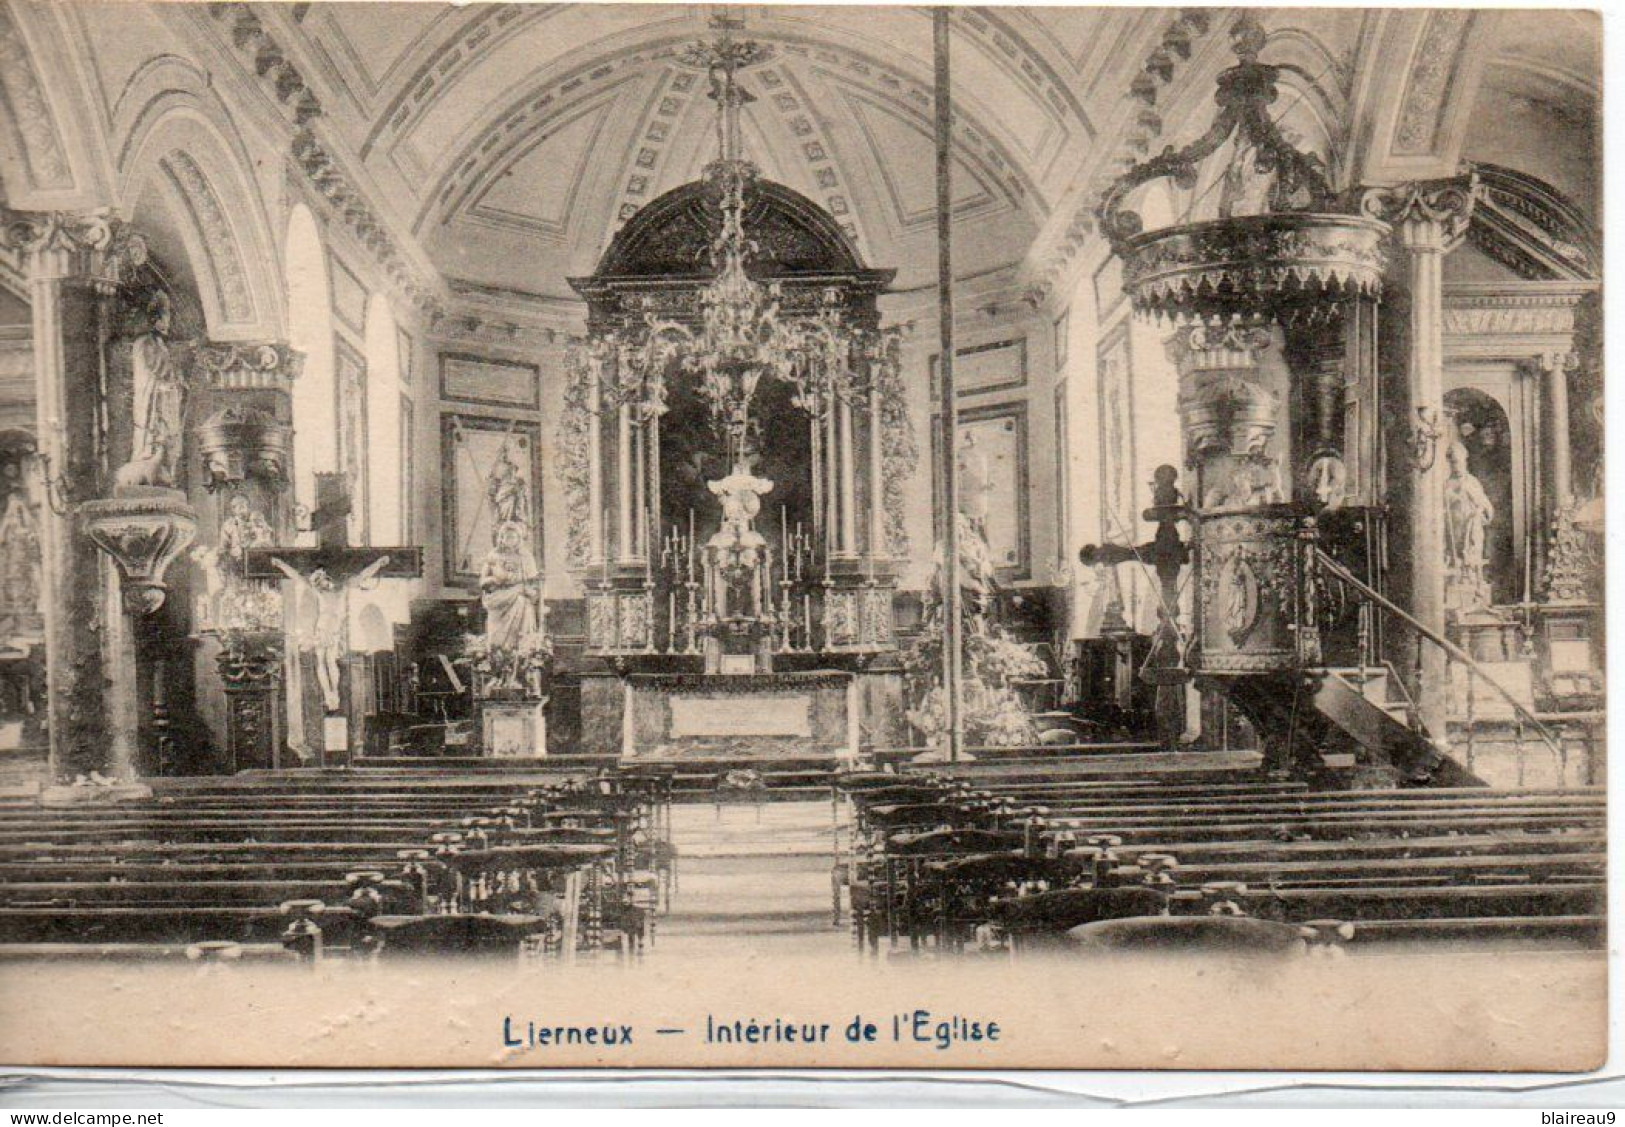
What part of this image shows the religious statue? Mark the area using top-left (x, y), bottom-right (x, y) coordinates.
top-left (270, 554), bottom-right (391, 713)
top-left (218, 493), bottom-right (276, 572)
top-left (486, 444), bottom-right (531, 534)
top-left (1305, 451), bottom-right (1349, 511)
top-left (476, 521), bottom-right (548, 694)
top-left (0, 465), bottom-right (41, 640)
top-left (957, 430), bottom-right (995, 534)
top-left (706, 459), bottom-right (774, 619)
top-left (194, 494), bottom-right (279, 631)
top-left (1443, 441), bottom-right (1496, 612)
top-left (116, 290), bottom-right (189, 491)
top-left (934, 510), bottom-right (1000, 634)
top-left (1207, 454), bottom-right (1285, 509)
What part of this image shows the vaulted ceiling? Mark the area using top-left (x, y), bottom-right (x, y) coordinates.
top-left (49, 3), bottom-right (1596, 316)
top-left (268, 3), bottom-right (1175, 300)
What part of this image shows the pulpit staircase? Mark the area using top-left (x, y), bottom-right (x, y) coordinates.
top-left (1294, 549), bottom-right (1570, 789)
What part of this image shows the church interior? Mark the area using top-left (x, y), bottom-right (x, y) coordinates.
top-left (0, 3), bottom-right (1605, 967)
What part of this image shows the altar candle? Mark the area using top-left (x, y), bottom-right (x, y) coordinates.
top-left (688, 509), bottom-right (696, 581)
top-left (803, 593), bottom-right (812, 644)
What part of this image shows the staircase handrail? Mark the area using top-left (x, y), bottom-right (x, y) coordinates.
top-left (1312, 547), bottom-right (1566, 757)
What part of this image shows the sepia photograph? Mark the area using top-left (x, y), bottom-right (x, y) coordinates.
top-left (0, 0), bottom-right (1607, 1081)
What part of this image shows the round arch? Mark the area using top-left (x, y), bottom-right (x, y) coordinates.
top-left (116, 91), bottom-right (283, 340)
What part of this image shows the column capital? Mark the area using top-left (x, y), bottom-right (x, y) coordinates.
top-left (0, 207), bottom-right (147, 283)
top-left (191, 340), bottom-right (305, 390)
top-left (1532, 349), bottom-right (1577, 377)
top-left (1361, 173), bottom-right (1478, 252)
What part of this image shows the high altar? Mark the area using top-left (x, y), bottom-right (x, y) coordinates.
top-left (557, 24), bottom-right (913, 763)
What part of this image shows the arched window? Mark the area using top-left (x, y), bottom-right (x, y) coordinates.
top-left (283, 204), bottom-right (335, 536)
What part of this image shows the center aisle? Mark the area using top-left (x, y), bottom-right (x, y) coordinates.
top-left (656, 798), bottom-right (851, 960)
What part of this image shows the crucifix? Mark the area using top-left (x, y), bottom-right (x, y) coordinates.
top-left (245, 474), bottom-right (423, 760)
top-left (1078, 465), bottom-right (1191, 750)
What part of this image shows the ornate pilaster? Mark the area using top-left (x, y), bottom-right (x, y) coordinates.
top-left (1361, 175), bottom-right (1477, 739)
top-left (1, 209), bottom-right (150, 784)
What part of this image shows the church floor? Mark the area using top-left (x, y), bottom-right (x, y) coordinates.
top-left (655, 799), bottom-right (849, 960)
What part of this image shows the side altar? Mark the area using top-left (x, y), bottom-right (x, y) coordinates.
top-left (559, 21), bottom-right (912, 764)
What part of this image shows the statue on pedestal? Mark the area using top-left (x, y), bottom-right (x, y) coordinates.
top-left (705, 459), bottom-right (773, 620)
top-left (1443, 441), bottom-right (1496, 613)
top-left (116, 290), bottom-right (190, 491)
top-left (0, 464), bottom-right (41, 641)
top-left (474, 520), bottom-right (549, 695)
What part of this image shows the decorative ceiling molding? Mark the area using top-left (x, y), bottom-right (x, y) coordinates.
top-left (417, 38), bottom-right (676, 236)
top-left (752, 64), bottom-right (869, 253)
top-left (1020, 8), bottom-right (1219, 307)
top-left (603, 67), bottom-right (695, 242)
top-left (835, 85), bottom-right (1002, 232)
top-left (160, 149), bottom-right (255, 325)
top-left (289, 126), bottom-right (439, 311)
top-left (1467, 162), bottom-right (1600, 282)
top-left (1391, 10), bottom-right (1474, 156)
top-left (463, 84), bottom-right (630, 241)
top-left (361, 4), bottom-right (556, 159)
top-left (205, 3), bottom-right (323, 128)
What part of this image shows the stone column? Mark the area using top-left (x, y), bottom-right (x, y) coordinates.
top-left (0, 210), bottom-right (147, 784)
top-left (1540, 350), bottom-right (1573, 509)
top-left (867, 377), bottom-right (885, 561)
top-left (616, 403), bottom-right (634, 564)
top-left (587, 359), bottom-right (604, 565)
top-left (838, 399), bottom-right (857, 558)
top-left (1363, 177), bottom-right (1475, 739)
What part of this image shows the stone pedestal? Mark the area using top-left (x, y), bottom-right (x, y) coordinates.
top-left (479, 698), bottom-right (548, 758)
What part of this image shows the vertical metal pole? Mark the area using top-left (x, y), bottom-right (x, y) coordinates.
top-left (934, 8), bottom-right (964, 762)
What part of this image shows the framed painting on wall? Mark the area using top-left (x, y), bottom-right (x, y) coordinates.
top-left (1096, 324), bottom-right (1136, 546)
top-left (931, 401), bottom-right (1030, 581)
top-left (333, 336), bottom-right (370, 545)
top-left (929, 337), bottom-right (1028, 399)
top-left (440, 352), bottom-right (540, 410)
top-left (441, 413), bottom-right (543, 586)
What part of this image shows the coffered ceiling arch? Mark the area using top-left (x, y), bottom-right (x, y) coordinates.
top-left (277, 5), bottom-right (1092, 300)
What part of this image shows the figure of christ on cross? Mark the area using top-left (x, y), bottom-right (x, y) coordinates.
top-left (267, 555), bottom-right (390, 712)
top-left (244, 476), bottom-right (424, 756)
